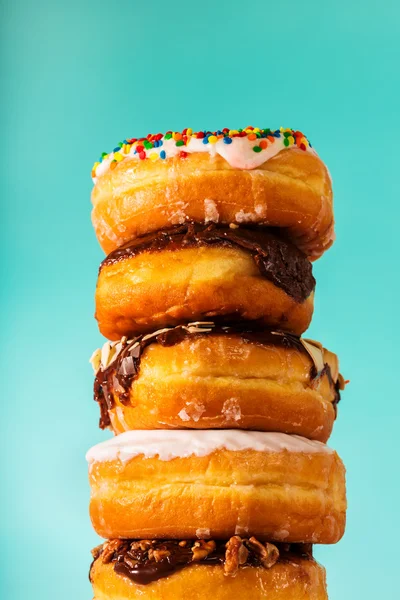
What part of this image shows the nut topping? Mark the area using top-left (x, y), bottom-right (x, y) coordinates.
top-left (191, 540), bottom-right (216, 561)
top-left (152, 549), bottom-right (172, 562)
top-left (123, 555), bottom-right (137, 569)
top-left (130, 540), bottom-right (153, 552)
top-left (247, 537), bottom-right (279, 568)
top-left (91, 536), bottom-right (308, 586)
top-left (224, 536), bottom-right (249, 575)
top-left (90, 544), bottom-right (103, 560)
top-left (101, 540), bottom-right (125, 564)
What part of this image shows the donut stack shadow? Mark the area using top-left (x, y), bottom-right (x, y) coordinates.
top-left (86, 126), bottom-right (347, 599)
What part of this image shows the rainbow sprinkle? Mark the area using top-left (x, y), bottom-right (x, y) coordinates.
top-left (91, 126), bottom-right (312, 179)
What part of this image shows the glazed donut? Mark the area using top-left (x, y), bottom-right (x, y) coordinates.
top-left (86, 430), bottom-right (346, 542)
top-left (90, 538), bottom-right (327, 599)
top-left (90, 323), bottom-right (345, 442)
top-left (91, 126), bottom-right (334, 258)
top-left (95, 224), bottom-right (315, 339)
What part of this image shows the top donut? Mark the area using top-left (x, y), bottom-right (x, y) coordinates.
top-left (91, 126), bottom-right (334, 259)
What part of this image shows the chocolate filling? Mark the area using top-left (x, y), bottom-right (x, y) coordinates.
top-left (93, 323), bottom-right (342, 430)
top-left (90, 537), bottom-right (314, 586)
top-left (100, 223), bottom-right (315, 303)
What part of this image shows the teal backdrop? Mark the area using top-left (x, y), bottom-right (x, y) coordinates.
top-left (1, 1), bottom-right (399, 598)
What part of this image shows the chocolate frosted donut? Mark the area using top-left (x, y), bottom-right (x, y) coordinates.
top-left (95, 224), bottom-right (316, 339)
top-left (90, 322), bottom-right (345, 442)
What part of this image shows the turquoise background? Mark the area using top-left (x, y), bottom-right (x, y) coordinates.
top-left (1, 1), bottom-right (399, 598)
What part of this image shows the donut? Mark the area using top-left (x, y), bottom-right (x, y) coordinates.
top-left (95, 224), bottom-right (315, 339)
top-left (90, 538), bottom-right (327, 599)
top-left (86, 430), bottom-right (346, 542)
top-left (91, 126), bottom-right (334, 259)
top-left (90, 323), bottom-right (345, 442)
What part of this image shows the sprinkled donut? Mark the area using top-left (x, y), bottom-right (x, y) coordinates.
top-left (91, 126), bottom-right (334, 258)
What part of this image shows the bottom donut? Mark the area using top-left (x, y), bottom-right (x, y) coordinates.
top-left (90, 537), bottom-right (328, 599)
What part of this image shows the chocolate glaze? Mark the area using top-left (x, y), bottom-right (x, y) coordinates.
top-left (100, 223), bottom-right (315, 303)
top-left (114, 541), bottom-right (222, 585)
top-left (93, 322), bottom-right (339, 430)
top-left (91, 538), bottom-right (313, 586)
top-left (328, 366), bottom-right (343, 415)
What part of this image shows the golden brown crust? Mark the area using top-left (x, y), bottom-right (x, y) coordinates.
top-left (89, 446), bottom-right (346, 543)
top-left (103, 334), bottom-right (339, 442)
top-left (91, 150), bottom-right (333, 258)
top-left (90, 549), bottom-right (328, 599)
top-left (95, 245), bottom-right (314, 339)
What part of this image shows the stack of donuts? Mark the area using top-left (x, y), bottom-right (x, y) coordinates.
top-left (86, 126), bottom-right (347, 599)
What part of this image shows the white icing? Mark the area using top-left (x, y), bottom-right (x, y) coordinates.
top-left (86, 430), bottom-right (332, 464)
top-left (93, 133), bottom-right (316, 183)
